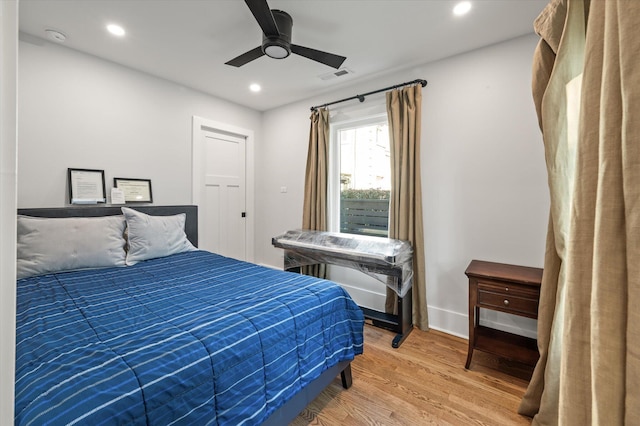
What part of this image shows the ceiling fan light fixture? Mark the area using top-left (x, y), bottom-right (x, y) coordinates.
top-left (264, 43), bottom-right (290, 59)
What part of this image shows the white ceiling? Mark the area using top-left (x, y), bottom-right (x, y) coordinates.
top-left (18, 0), bottom-right (547, 111)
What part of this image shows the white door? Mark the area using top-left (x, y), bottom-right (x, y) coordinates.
top-left (199, 130), bottom-right (246, 260)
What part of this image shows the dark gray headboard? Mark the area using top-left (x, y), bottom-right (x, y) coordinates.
top-left (17, 205), bottom-right (199, 247)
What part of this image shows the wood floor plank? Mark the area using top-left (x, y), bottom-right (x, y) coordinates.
top-left (291, 324), bottom-right (534, 425)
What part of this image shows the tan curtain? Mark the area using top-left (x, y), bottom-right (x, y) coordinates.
top-left (385, 85), bottom-right (428, 331)
top-left (301, 108), bottom-right (329, 278)
top-left (520, 0), bottom-right (640, 424)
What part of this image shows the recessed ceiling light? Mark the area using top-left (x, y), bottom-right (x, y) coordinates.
top-left (249, 83), bottom-right (261, 93)
top-left (107, 24), bottom-right (126, 37)
top-left (453, 1), bottom-right (472, 16)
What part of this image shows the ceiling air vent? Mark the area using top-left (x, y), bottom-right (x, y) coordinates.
top-left (318, 68), bottom-right (354, 81)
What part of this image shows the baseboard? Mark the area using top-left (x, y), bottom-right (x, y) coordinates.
top-left (427, 306), bottom-right (538, 340)
top-left (479, 315), bottom-right (538, 339)
top-left (258, 263), bottom-right (281, 270)
top-left (426, 306), bottom-right (468, 338)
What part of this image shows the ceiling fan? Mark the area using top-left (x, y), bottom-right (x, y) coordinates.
top-left (225, 0), bottom-right (347, 69)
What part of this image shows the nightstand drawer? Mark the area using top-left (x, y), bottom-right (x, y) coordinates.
top-left (477, 280), bottom-right (539, 299)
top-left (477, 289), bottom-right (538, 318)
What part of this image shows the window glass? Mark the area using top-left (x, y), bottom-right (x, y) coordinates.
top-left (335, 120), bottom-right (390, 237)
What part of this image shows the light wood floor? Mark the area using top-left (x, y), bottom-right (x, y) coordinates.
top-left (292, 324), bottom-right (534, 425)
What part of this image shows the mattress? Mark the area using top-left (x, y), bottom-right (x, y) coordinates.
top-left (15, 250), bottom-right (364, 425)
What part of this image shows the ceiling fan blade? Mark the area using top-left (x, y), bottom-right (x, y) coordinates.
top-left (244, 0), bottom-right (280, 37)
top-left (225, 46), bottom-right (265, 67)
top-left (290, 44), bottom-right (346, 69)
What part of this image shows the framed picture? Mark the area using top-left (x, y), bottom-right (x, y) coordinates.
top-left (113, 178), bottom-right (153, 203)
top-left (68, 168), bottom-right (106, 204)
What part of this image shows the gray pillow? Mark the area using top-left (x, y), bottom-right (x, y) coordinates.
top-left (122, 207), bottom-right (196, 265)
top-left (16, 215), bottom-right (127, 279)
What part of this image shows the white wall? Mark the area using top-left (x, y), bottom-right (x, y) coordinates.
top-left (1, 0), bottom-right (18, 420)
top-left (256, 34), bottom-right (549, 338)
top-left (18, 38), bottom-right (262, 208)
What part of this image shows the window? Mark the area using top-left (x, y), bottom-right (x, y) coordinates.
top-left (329, 114), bottom-right (391, 237)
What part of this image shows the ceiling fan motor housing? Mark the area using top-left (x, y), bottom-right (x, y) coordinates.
top-left (225, 1), bottom-right (345, 69)
top-left (262, 10), bottom-right (292, 59)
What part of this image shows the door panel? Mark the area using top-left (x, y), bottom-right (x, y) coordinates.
top-left (200, 131), bottom-right (246, 259)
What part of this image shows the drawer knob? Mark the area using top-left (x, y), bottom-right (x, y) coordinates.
top-left (503, 299), bottom-right (510, 306)
top-left (505, 287), bottom-right (509, 292)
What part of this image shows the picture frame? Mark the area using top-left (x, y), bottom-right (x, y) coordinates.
top-left (113, 177), bottom-right (153, 203)
top-left (68, 168), bottom-right (106, 204)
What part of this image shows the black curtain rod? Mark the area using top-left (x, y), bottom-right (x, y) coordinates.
top-left (310, 78), bottom-right (427, 111)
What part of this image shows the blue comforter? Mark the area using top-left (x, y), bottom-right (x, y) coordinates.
top-left (15, 251), bottom-right (364, 425)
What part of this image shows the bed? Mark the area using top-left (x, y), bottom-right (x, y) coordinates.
top-left (14, 205), bottom-right (364, 425)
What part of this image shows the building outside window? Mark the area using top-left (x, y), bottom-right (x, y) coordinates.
top-left (329, 114), bottom-right (390, 238)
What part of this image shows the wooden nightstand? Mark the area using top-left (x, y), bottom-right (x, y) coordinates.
top-left (465, 260), bottom-right (542, 369)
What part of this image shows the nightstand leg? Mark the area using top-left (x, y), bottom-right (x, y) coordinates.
top-left (465, 344), bottom-right (474, 369)
top-left (465, 323), bottom-right (475, 368)
top-left (466, 294), bottom-right (478, 369)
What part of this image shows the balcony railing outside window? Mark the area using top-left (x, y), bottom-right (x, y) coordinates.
top-left (340, 198), bottom-right (390, 237)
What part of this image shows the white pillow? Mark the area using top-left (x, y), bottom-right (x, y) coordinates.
top-left (122, 207), bottom-right (196, 265)
top-left (16, 215), bottom-right (127, 279)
